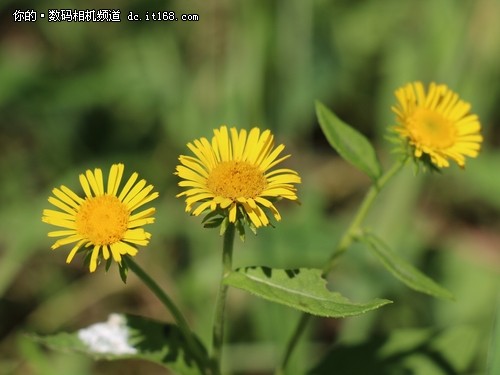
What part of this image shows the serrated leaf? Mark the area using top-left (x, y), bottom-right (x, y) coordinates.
top-left (361, 233), bottom-right (454, 300)
top-left (224, 267), bottom-right (391, 317)
top-left (316, 101), bottom-right (382, 181)
top-left (30, 314), bottom-right (207, 375)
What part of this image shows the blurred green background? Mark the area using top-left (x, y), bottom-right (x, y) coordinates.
top-left (1, 0), bottom-right (499, 374)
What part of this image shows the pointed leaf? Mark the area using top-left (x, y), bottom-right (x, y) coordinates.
top-left (224, 267), bottom-right (391, 317)
top-left (316, 101), bottom-right (382, 181)
top-left (361, 233), bottom-right (454, 300)
top-left (30, 314), bottom-right (207, 375)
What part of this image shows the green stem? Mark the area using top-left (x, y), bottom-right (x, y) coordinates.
top-left (276, 158), bottom-right (407, 375)
top-left (323, 158), bottom-right (407, 275)
top-left (275, 314), bottom-right (311, 375)
top-left (125, 257), bottom-right (208, 373)
top-left (210, 223), bottom-right (236, 374)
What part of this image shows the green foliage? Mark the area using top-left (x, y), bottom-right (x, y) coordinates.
top-left (488, 295), bottom-right (500, 375)
top-left (309, 325), bottom-right (480, 375)
top-left (31, 314), bottom-right (207, 375)
top-left (224, 267), bottom-right (391, 317)
top-left (1, 0), bottom-right (499, 373)
top-left (360, 232), bottom-right (454, 300)
top-left (316, 101), bottom-right (382, 181)
top-left (201, 206), bottom-right (259, 241)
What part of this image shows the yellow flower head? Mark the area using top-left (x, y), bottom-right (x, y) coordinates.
top-left (42, 163), bottom-right (159, 272)
top-left (175, 126), bottom-right (300, 230)
top-left (392, 81), bottom-right (482, 168)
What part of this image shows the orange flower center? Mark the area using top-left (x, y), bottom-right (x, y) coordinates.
top-left (407, 108), bottom-right (456, 149)
top-left (76, 195), bottom-right (129, 245)
top-left (206, 161), bottom-right (267, 200)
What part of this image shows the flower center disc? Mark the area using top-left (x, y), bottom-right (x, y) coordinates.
top-left (207, 161), bottom-right (267, 200)
top-left (408, 109), bottom-right (456, 149)
top-left (76, 195), bottom-right (129, 245)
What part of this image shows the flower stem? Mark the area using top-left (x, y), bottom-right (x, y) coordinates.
top-left (275, 314), bottom-right (311, 375)
top-left (211, 223), bottom-right (236, 374)
top-left (276, 158), bottom-right (407, 375)
top-left (323, 158), bottom-right (407, 274)
top-left (125, 257), bottom-right (208, 373)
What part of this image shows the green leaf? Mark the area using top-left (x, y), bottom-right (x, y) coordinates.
top-left (224, 267), bottom-right (391, 317)
top-left (316, 101), bottom-right (382, 181)
top-left (360, 233), bottom-right (454, 300)
top-left (30, 314), bottom-right (207, 375)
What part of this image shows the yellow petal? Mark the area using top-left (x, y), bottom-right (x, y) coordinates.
top-left (89, 245), bottom-right (101, 272)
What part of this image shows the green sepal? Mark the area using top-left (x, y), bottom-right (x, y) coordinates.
top-left (219, 216), bottom-right (230, 236)
top-left (238, 206), bottom-right (258, 235)
top-left (201, 210), bottom-right (225, 229)
top-left (199, 201), bottom-right (277, 240)
top-left (386, 129), bottom-right (441, 174)
top-left (201, 209), bottom-right (221, 224)
top-left (203, 218), bottom-right (225, 229)
top-left (411, 152), bottom-right (442, 174)
top-left (119, 262), bottom-right (129, 284)
top-left (83, 250), bottom-right (92, 270)
top-left (224, 267), bottom-right (392, 317)
top-left (235, 218), bottom-right (246, 242)
top-left (105, 258), bottom-right (112, 272)
top-left (248, 221), bottom-right (257, 236)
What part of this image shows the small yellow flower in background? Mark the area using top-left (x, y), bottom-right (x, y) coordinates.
top-left (392, 81), bottom-right (482, 168)
top-left (175, 126), bottom-right (300, 230)
top-left (42, 163), bottom-right (158, 272)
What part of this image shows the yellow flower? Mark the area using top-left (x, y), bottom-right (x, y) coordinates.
top-left (42, 163), bottom-right (158, 272)
top-left (392, 81), bottom-right (482, 168)
top-left (175, 126), bottom-right (300, 229)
